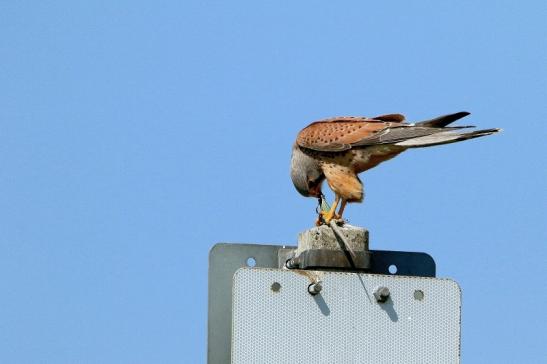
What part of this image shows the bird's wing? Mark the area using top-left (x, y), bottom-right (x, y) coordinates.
top-left (353, 112), bottom-right (473, 146)
top-left (371, 113), bottom-right (406, 122)
top-left (297, 112), bottom-right (475, 151)
top-left (296, 116), bottom-right (406, 152)
top-left (414, 111), bottom-right (470, 128)
top-left (350, 125), bottom-right (469, 147)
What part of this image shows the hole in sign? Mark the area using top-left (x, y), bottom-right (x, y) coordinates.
top-left (246, 257), bottom-right (256, 267)
top-left (388, 264), bottom-right (397, 274)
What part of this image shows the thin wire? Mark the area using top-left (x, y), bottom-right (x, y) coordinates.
top-left (328, 220), bottom-right (371, 301)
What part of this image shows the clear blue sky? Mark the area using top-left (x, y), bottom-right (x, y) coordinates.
top-left (1, 1), bottom-right (545, 363)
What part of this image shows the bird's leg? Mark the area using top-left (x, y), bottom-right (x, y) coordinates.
top-left (337, 199), bottom-right (348, 220)
top-left (318, 194), bottom-right (340, 225)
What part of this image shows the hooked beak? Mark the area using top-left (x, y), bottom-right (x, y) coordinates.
top-left (309, 184), bottom-right (322, 197)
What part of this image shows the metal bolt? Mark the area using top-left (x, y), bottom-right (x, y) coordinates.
top-left (374, 286), bottom-right (390, 303)
top-left (308, 281), bottom-right (323, 295)
top-left (285, 257), bottom-right (299, 269)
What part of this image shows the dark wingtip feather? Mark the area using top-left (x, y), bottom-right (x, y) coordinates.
top-left (416, 111), bottom-right (471, 128)
top-left (452, 128), bottom-right (501, 142)
top-left (468, 128), bottom-right (501, 135)
top-left (459, 111), bottom-right (471, 117)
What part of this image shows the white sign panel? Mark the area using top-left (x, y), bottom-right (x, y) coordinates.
top-left (232, 268), bottom-right (460, 364)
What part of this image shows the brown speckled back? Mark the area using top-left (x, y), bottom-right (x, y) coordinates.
top-left (296, 116), bottom-right (406, 152)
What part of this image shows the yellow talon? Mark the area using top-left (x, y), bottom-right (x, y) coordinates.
top-left (320, 210), bottom-right (339, 225)
top-left (315, 194), bottom-right (341, 225)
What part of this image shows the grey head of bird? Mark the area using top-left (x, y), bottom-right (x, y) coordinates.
top-left (290, 144), bottom-right (324, 198)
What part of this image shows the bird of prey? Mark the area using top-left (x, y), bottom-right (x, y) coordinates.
top-left (290, 112), bottom-right (500, 225)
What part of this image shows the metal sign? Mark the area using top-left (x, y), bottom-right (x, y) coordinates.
top-left (208, 243), bottom-right (459, 364)
top-left (232, 268), bottom-right (461, 364)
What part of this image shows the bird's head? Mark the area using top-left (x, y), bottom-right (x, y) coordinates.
top-left (290, 144), bottom-right (324, 197)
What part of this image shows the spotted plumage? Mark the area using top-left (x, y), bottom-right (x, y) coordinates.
top-left (290, 111), bottom-right (500, 225)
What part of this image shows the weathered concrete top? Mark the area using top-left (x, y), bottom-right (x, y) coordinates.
top-left (295, 224), bottom-right (369, 257)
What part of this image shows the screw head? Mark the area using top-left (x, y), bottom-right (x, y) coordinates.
top-left (285, 257), bottom-right (299, 269)
top-left (374, 286), bottom-right (390, 303)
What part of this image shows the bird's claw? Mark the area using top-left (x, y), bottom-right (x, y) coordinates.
top-left (315, 210), bottom-right (341, 226)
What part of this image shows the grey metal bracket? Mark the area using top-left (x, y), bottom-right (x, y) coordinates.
top-left (207, 242), bottom-right (435, 364)
top-left (288, 248), bottom-right (372, 270)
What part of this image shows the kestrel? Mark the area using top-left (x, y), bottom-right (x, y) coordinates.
top-left (290, 112), bottom-right (500, 225)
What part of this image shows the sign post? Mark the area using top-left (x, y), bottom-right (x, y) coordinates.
top-left (208, 224), bottom-right (461, 364)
